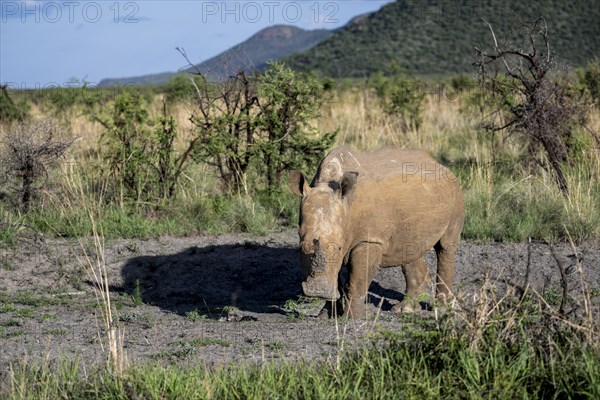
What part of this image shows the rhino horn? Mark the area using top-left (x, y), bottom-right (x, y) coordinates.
top-left (302, 275), bottom-right (340, 300)
top-left (311, 239), bottom-right (327, 272)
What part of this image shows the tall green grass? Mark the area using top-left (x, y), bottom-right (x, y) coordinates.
top-left (0, 162), bottom-right (293, 242)
top-left (462, 164), bottom-right (600, 242)
top-left (6, 307), bottom-right (599, 399)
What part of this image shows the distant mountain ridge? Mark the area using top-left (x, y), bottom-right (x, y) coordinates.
top-left (100, 1), bottom-right (600, 85)
top-left (189, 25), bottom-right (332, 80)
top-left (98, 25), bottom-right (332, 87)
top-left (286, 0), bottom-right (600, 77)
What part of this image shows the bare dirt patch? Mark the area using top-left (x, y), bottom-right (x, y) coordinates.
top-left (1, 230), bottom-right (599, 376)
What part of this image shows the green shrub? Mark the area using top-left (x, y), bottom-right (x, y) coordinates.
top-left (578, 58), bottom-right (600, 108)
top-left (91, 88), bottom-right (198, 202)
top-left (189, 62), bottom-right (336, 193)
top-left (163, 74), bottom-right (206, 104)
top-left (91, 89), bottom-right (152, 201)
top-left (255, 62), bottom-right (337, 191)
top-left (449, 75), bottom-right (476, 92)
top-left (371, 67), bottom-right (425, 131)
top-left (0, 86), bottom-right (30, 124)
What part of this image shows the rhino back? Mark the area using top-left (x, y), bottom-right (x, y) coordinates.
top-left (313, 147), bottom-right (440, 184)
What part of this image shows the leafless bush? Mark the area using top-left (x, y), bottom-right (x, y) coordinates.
top-left (474, 18), bottom-right (590, 195)
top-left (0, 119), bottom-right (74, 212)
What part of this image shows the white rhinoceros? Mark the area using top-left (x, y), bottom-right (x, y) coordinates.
top-left (290, 146), bottom-right (465, 317)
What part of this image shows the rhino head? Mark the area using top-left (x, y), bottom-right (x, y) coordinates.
top-left (289, 170), bottom-right (358, 300)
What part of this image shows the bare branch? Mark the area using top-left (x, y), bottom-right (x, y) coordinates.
top-left (546, 242), bottom-right (568, 315)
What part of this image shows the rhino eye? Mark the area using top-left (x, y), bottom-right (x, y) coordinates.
top-left (302, 242), bottom-right (315, 254)
top-left (320, 241), bottom-right (342, 261)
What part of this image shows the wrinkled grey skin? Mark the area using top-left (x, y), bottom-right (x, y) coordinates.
top-left (290, 146), bottom-right (465, 318)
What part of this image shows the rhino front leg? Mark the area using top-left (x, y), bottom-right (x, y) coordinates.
top-left (392, 258), bottom-right (430, 313)
top-left (316, 299), bottom-right (345, 319)
top-left (344, 243), bottom-right (382, 319)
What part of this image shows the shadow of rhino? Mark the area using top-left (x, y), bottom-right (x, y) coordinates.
top-left (119, 243), bottom-right (302, 316)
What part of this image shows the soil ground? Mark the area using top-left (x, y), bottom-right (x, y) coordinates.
top-left (1, 230), bottom-right (599, 380)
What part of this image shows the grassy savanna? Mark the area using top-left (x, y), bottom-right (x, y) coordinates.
top-left (1, 67), bottom-right (600, 398)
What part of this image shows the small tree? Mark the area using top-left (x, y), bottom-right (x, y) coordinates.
top-left (578, 58), bottom-right (600, 109)
top-left (178, 47), bottom-right (336, 193)
top-left (0, 119), bottom-right (74, 212)
top-left (151, 100), bottom-right (200, 200)
top-left (474, 18), bottom-right (590, 195)
top-left (91, 89), bottom-right (152, 201)
top-left (185, 68), bottom-right (258, 193)
top-left (91, 89), bottom-right (200, 201)
top-left (0, 85), bottom-right (30, 125)
top-left (256, 62), bottom-right (336, 191)
top-left (371, 66), bottom-right (425, 131)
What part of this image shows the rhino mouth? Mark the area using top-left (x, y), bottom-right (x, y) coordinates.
top-left (302, 275), bottom-right (340, 300)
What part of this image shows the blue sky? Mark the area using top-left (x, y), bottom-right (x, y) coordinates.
top-left (1, 1), bottom-right (392, 88)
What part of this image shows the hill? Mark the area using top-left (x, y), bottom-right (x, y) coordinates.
top-left (286, 0), bottom-right (600, 77)
top-left (191, 25), bottom-right (332, 80)
top-left (98, 25), bottom-right (331, 86)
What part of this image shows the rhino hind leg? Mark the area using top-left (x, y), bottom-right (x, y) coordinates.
top-left (343, 243), bottom-right (382, 319)
top-left (433, 220), bottom-right (462, 302)
top-left (393, 258), bottom-right (431, 313)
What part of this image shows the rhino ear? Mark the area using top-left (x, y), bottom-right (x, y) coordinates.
top-left (289, 170), bottom-right (310, 196)
top-left (340, 172), bottom-right (358, 198)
